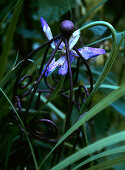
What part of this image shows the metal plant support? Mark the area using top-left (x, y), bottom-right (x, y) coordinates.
top-left (12, 20), bottom-right (94, 142)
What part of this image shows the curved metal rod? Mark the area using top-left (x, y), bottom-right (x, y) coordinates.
top-left (25, 34), bottom-right (62, 60)
top-left (44, 75), bottom-right (71, 93)
top-left (18, 74), bottom-right (33, 89)
top-left (25, 38), bottom-right (63, 114)
top-left (79, 85), bottom-right (89, 98)
top-left (74, 57), bottom-right (80, 85)
top-left (44, 76), bottom-right (55, 90)
top-left (64, 38), bottom-right (73, 132)
top-left (52, 74), bottom-right (60, 84)
top-left (75, 85), bottom-right (89, 109)
top-left (73, 46), bottom-right (93, 93)
top-left (14, 96), bottom-right (22, 115)
top-left (13, 34), bottom-right (62, 97)
top-left (13, 96), bottom-right (58, 141)
top-left (19, 86), bottom-right (32, 99)
top-left (13, 59), bottom-right (31, 97)
top-left (29, 119), bottom-right (58, 141)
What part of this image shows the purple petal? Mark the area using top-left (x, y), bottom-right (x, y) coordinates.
top-left (58, 60), bottom-right (68, 75)
top-left (45, 58), bottom-right (58, 76)
top-left (58, 53), bottom-right (74, 75)
top-left (40, 17), bottom-right (55, 49)
top-left (45, 56), bottom-right (66, 76)
top-left (78, 47), bottom-right (106, 60)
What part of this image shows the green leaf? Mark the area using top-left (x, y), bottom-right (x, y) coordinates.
top-left (0, 0), bottom-right (23, 81)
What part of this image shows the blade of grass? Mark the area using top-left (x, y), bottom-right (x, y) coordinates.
top-left (0, 0), bottom-right (22, 32)
top-left (73, 145), bottom-right (125, 170)
top-left (0, 88), bottom-right (38, 170)
top-left (52, 142), bottom-right (125, 170)
top-left (86, 84), bottom-right (119, 90)
top-left (38, 84), bottom-right (125, 168)
top-left (0, 0), bottom-right (23, 81)
top-left (87, 155), bottom-right (125, 170)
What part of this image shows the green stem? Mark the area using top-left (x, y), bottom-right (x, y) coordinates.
top-left (78, 21), bottom-right (117, 113)
top-left (79, 21), bottom-right (117, 91)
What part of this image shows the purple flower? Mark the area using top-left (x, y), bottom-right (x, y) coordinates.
top-left (40, 17), bottom-right (106, 76)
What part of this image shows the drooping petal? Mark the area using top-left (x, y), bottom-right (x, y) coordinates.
top-left (69, 29), bottom-right (80, 50)
top-left (71, 47), bottom-right (105, 60)
top-left (40, 17), bottom-right (55, 49)
top-left (56, 56), bottom-right (66, 66)
top-left (45, 58), bottom-right (58, 76)
top-left (45, 56), bottom-right (66, 76)
top-left (58, 53), bottom-right (74, 75)
top-left (58, 59), bottom-right (68, 75)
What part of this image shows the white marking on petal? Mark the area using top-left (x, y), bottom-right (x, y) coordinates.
top-left (69, 29), bottom-right (80, 50)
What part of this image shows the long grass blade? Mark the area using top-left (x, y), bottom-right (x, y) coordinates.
top-left (39, 84), bottom-right (125, 168)
top-left (0, 0), bottom-right (23, 81)
top-left (73, 145), bottom-right (125, 170)
top-left (87, 155), bottom-right (125, 170)
top-left (51, 134), bottom-right (125, 170)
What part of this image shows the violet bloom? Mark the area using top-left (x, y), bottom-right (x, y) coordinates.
top-left (40, 17), bottom-right (105, 76)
